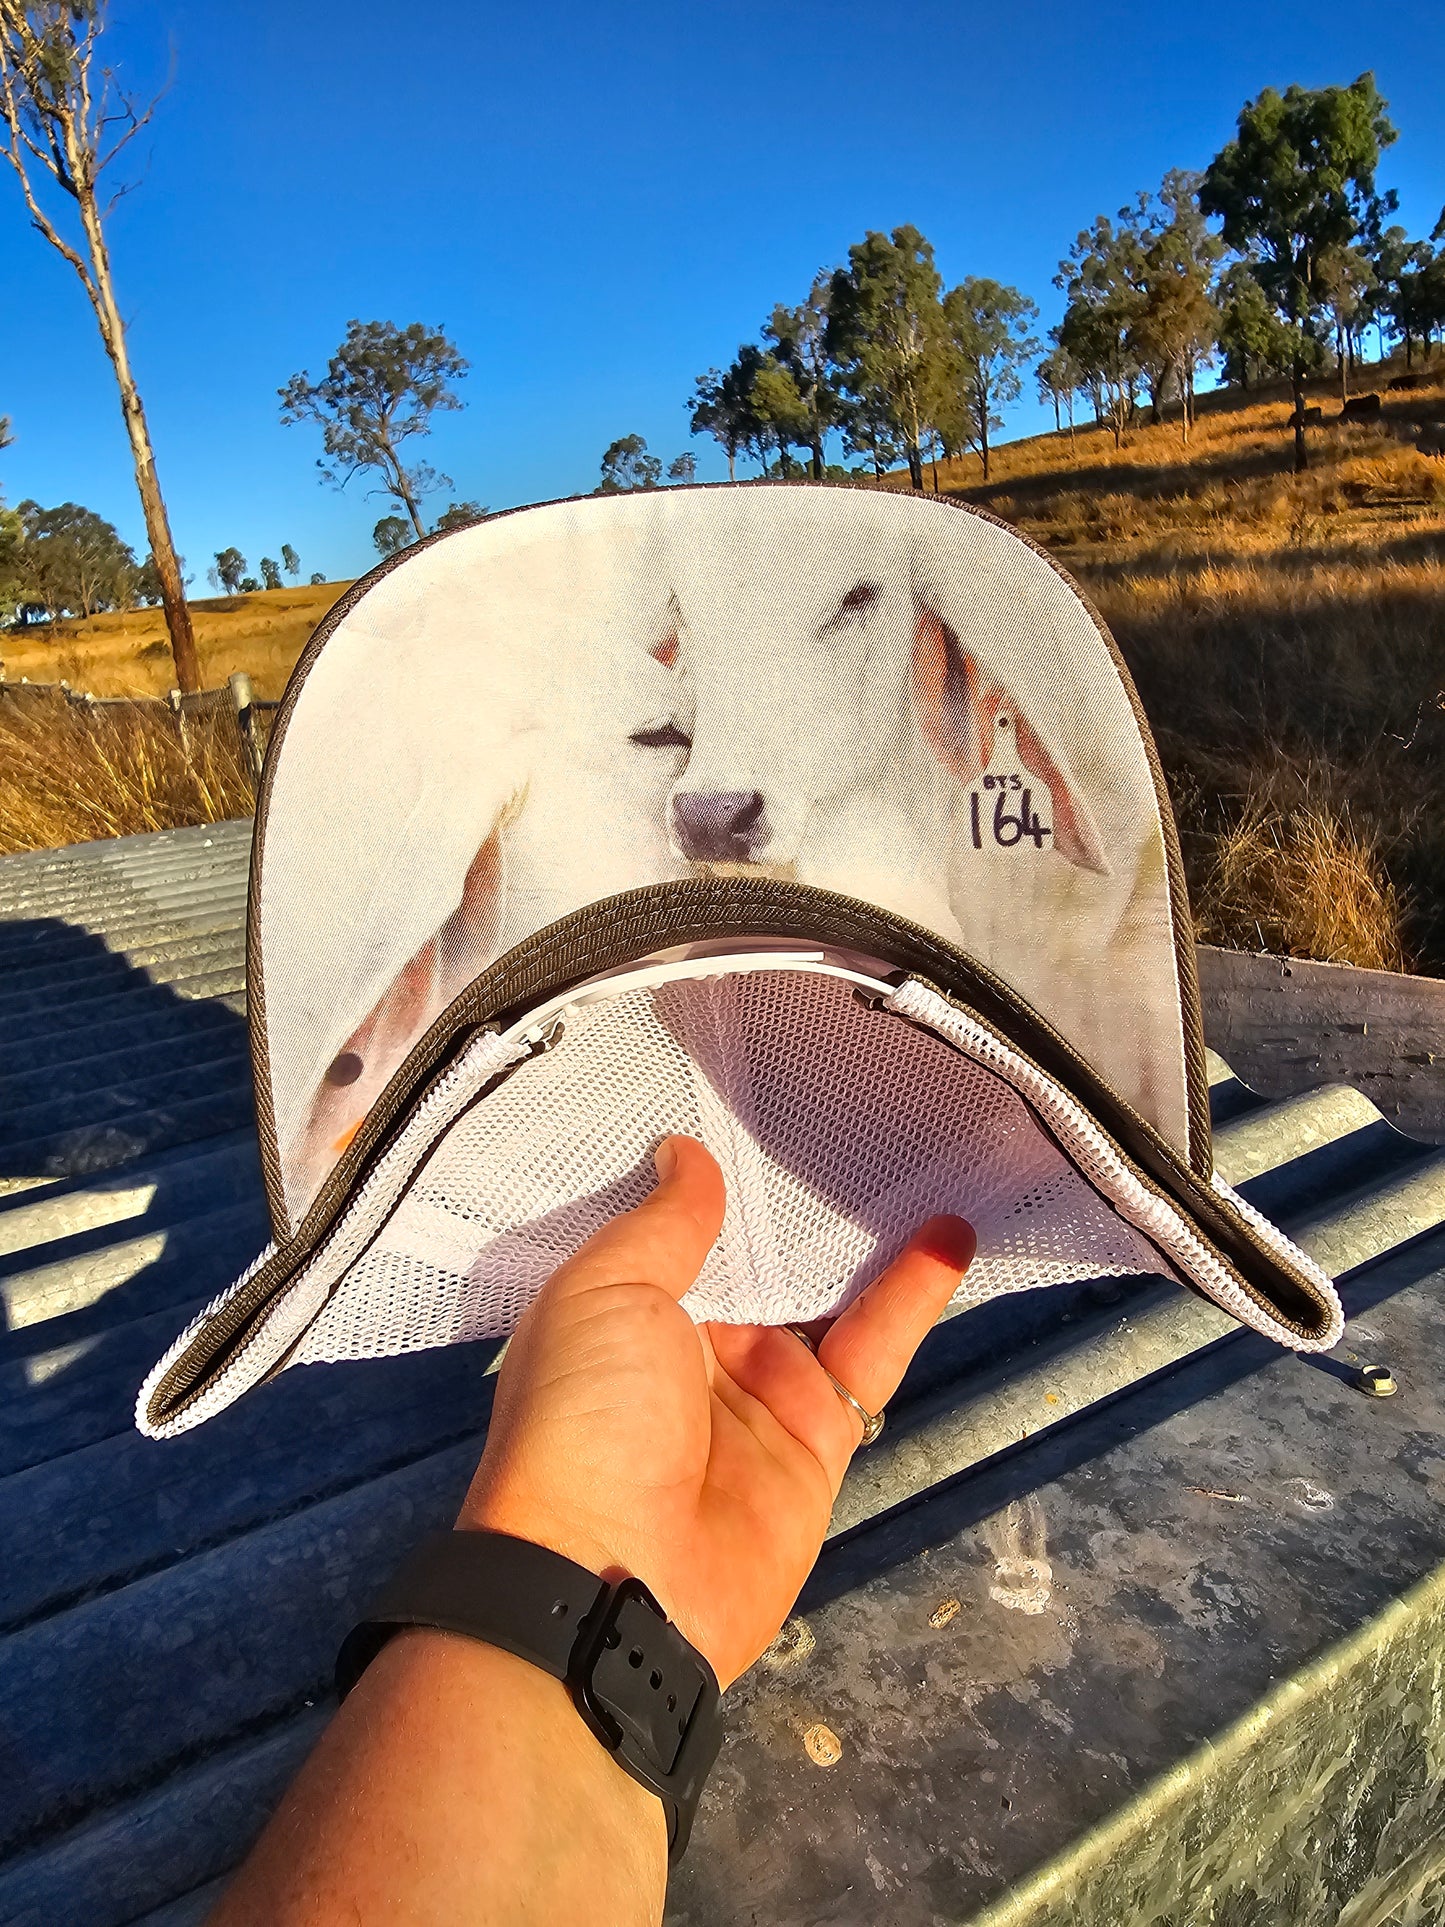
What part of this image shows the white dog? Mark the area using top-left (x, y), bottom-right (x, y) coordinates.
top-left (262, 489), bottom-right (1189, 1222)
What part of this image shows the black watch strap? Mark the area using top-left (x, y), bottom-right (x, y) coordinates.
top-left (335, 1530), bottom-right (724, 1863)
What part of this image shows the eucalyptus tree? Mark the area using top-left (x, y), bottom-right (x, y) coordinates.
top-left (0, 0), bottom-right (199, 686)
top-left (827, 226), bottom-right (953, 490)
top-left (943, 278), bottom-right (1038, 479)
top-left (1055, 215), bottom-right (1146, 448)
top-left (281, 319), bottom-right (468, 539)
top-left (1201, 74), bottom-right (1397, 469)
top-left (764, 276), bottom-right (843, 478)
top-left (597, 435), bottom-right (662, 492)
top-left (689, 349), bottom-right (766, 480)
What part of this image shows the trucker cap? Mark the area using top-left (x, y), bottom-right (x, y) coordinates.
top-left (137, 483), bottom-right (1342, 1438)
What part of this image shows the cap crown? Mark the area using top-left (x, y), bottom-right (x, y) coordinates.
top-left (252, 484), bottom-right (1205, 1233)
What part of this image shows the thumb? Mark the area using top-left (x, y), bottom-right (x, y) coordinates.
top-left (550, 1134), bottom-right (726, 1303)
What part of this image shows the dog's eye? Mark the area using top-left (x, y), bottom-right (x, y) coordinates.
top-left (838, 581), bottom-right (881, 617)
top-left (630, 722), bottom-right (692, 750)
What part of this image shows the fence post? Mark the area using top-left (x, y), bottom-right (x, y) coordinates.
top-left (167, 685), bottom-right (193, 761)
top-left (229, 670), bottom-right (265, 790)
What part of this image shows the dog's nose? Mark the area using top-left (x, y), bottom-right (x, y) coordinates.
top-left (671, 790), bottom-right (768, 861)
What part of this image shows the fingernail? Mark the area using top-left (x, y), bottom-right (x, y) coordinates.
top-left (918, 1214), bottom-right (976, 1274)
top-left (653, 1138), bottom-right (678, 1182)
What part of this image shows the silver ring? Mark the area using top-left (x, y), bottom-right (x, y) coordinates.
top-left (783, 1325), bottom-right (885, 1446)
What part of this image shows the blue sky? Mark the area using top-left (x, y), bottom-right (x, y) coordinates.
top-left (1, 0), bottom-right (1442, 585)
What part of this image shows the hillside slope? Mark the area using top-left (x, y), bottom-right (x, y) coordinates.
top-left (0, 579), bottom-right (352, 701)
top-left (4, 354), bottom-right (1443, 967)
top-left (899, 358), bottom-right (1445, 972)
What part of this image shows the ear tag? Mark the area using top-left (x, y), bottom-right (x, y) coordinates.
top-left (962, 713), bottom-right (1054, 857)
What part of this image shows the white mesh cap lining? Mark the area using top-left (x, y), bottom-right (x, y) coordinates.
top-left (137, 965), bottom-right (1343, 1440)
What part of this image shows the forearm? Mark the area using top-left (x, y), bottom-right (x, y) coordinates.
top-left (210, 1628), bottom-right (668, 1926)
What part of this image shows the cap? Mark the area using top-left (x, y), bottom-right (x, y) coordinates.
top-left (136, 483), bottom-right (1342, 1439)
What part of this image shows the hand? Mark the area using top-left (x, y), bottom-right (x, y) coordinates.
top-left (460, 1135), bottom-right (975, 1688)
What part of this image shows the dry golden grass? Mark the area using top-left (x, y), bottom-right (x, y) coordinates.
top-left (0, 695), bottom-right (257, 853)
top-left (0, 578), bottom-right (350, 700)
top-left (1190, 786), bottom-right (1408, 972)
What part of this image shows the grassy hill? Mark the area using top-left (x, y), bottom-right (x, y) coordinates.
top-left (0, 577), bottom-right (352, 701)
top-left (4, 352), bottom-right (1444, 969)
top-left (895, 357), bottom-right (1445, 973)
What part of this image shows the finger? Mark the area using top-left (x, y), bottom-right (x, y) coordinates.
top-left (818, 1216), bottom-right (975, 1421)
top-left (706, 1322), bottom-right (858, 1488)
top-left (550, 1135), bottom-right (726, 1303)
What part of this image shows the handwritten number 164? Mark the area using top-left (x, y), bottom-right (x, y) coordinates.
top-left (970, 788), bottom-right (1052, 851)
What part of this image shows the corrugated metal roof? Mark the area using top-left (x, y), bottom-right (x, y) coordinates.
top-left (0, 820), bottom-right (1442, 1925)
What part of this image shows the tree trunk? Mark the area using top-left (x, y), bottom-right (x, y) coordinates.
top-left (810, 434), bottom-right (824, 480)
top-left (1405, 330), bottom-right (1414, 370)
top-left (727, 448), bottom-right (736, 482)
top-left (980, 412), bottom-right (990, 482)
top-left (1051, 392), bottom-right (1061, 434)
top-left (1338, 323), bottom-right (1348, 403)
top-left (906, 444), bottom-right (923, 490)
top-left (1291, 357), bottom-right (1308, 474)
top-left (74, 173), bottom-right (200, 690)
top-left (394, 472), bottom-right (427, 541)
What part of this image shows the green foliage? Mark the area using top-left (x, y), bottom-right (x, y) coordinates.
top-left (309, 571), bottom-right (326, 585)
top-left (133, 552), bottom-right (177, 606)
top-left (749, 360), bottom-right (810, 477)
top-left (1055, 213), bottom-right (1146, 446)
top-left (280, 543), bottom-right (300, 578)
top-left (1201, 76), bottom-right (1396, 355)
top-left (597, 435), bottom-right (662, 493)
top-left (10, 499), bottom-right (138, 619)
top-left (827, 225), bottom-right (952, 490)
top-left (1036, 340), bottom-right (1082, 430)
top-left (432, 501), bottom-right (486, 533)
top-left (237, 575), bottom-right (261, 594)
top-left (260, 555), bottom-right (282, 590)
top-left (372, 515), bottom-right (412, 558)
top-left (1215, 264), bottom-right (1295, 388)
top-left (666, 452), bottom-right (696, 484)
top-left (839, 389), bottom-right (904, 477)
top-left (942, 277), bottom-right (1039, 477)
top-left (212, 547), bottom-right (246, 596)
top-left (280, 319), bottom-right (468, 538)
top-left (1375, 227), bottom-right (1445, 363)
top-left (0, 500), bottom-right (23, 623)
top-left (1130, 172), bottom-right (1221, 430)
top-left (764, 278), bottom-right (843, 477)
top-left (690, 350), bottom-right (767, 480)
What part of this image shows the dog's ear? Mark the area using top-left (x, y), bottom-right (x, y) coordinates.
top-left (293, 829), bottom-right (505, 1185)
top-left (912, 606), bottom-right (1109, 874)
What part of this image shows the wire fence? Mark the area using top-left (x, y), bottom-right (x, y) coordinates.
top-left (0, 669), bottom-right (281, 789)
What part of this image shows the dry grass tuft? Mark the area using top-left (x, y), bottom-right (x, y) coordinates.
top-left (1189, 785), bottom-right (1409, 972)
top-left (0, 696), bottom-right (256, 854)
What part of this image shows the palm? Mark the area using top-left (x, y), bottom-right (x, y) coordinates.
top-left (462, 1139), bottom-right (972, 1688)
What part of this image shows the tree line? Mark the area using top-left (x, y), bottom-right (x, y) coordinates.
top-left (1, 2), bottom-right (1442, 693)
top-left (598, 75), bottom-right (1441, 494)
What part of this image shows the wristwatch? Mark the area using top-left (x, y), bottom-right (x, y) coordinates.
top-left (335, 1529), bottom-right (725, 1863)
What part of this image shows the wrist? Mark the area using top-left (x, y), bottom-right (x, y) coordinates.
top-left (378, 1629), bottom-right (669, 1897)
top-left (457, 1475), bottom-right (669, 1621)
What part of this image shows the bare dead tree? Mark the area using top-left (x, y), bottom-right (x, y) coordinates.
top-left (0, 0), bottom-right (199, 690)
